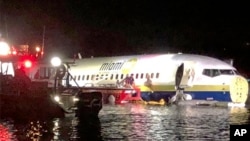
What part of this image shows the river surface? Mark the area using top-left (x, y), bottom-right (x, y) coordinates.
top-left (1, 103), bottom-right (250, 141)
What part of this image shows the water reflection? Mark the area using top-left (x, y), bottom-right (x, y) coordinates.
top-left (0, 121), bottom-right (17, 141)
top-left (50, 116), bottom-right (102, 141)
top-left (13, 120), bottom-right (52, 141)
top-left (77, 116), bottom-right (102, 140)
top-left (0, 104), bottom-right (250, 140)
top-left (229, 107), bottom-right (250, 124)
top-left (98, 104), bottom-right (250, 141)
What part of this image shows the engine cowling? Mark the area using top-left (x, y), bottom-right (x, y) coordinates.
top-left (229, 75), bottom-right (249, 103)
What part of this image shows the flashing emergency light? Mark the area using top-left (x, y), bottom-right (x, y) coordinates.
top-left (0, 41), bottom-right (10, 56)
top-left (24, 60), bottom-right (32, 68)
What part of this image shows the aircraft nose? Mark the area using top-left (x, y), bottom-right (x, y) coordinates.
top-left (229, 76), bottom-right (249, 103)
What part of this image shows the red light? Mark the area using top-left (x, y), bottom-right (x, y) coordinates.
top-left (24, 60), bottom-right (32, 68)
top-left (0, 124), bottom-right (12, 141)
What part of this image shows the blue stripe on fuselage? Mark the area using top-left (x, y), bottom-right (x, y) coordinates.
top-left (141, 91), bottom-right (231, 102)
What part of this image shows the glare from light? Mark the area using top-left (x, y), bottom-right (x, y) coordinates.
top-left (73, 97), bottom-right (79, 102)
top-left (228, 102), bottom-right (245, 107)
top-left (12, 50), bottom-right (17, 55)
top-left (36, 46), bottom-right (41, 52)
top-left (24, 60), bottom-right (32, 68)
top-left (0, 41), bottom-right (10, 56)
top-left (54, 121), bottom-right (59, 127)
top-left (54, 95), bottom-right (60, 102)
top-left (124, 90), bottom-right (132, 93)
top-left (184, 94), bottom-right (192, 100)
top-left (150, 110), bottom-right (161, 115)
top-left (51, 57), bottom-right (62, 67)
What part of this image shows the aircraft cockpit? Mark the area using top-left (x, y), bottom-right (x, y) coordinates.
top-left (202, 69), bottom-right (238, 77)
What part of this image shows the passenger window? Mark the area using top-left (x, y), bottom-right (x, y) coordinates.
top-left (136, 73), bottom-right (139, 79)
top-left (105, 74), bottom-right (108, 80)
top-left (82, 75), bottom-right (85, 80)
top-left (140, 73), bottom-right (144, 79)
top-left (151, 73), bottom-right (154, 78)
top-left (91, 75), bottom-right (95, 80)
top-left (156, 73), bottom-right (159, 78)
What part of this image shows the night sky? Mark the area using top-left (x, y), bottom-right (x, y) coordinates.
top-left (1, 1), bottom-right (250, 73)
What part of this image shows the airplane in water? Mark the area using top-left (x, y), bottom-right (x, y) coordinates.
top-left (48, 53), bottom-right (248, 106)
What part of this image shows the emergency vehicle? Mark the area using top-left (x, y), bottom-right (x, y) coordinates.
top-left (0, 41), bottom-right (34, 95)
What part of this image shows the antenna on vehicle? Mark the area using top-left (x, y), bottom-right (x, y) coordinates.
top-left (4, 15), bottom-right (8, 39)
top-left (41, 26), bottom-right (45, 58)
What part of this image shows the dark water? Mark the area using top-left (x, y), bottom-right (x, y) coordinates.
top-left (1, 103), bottom-right (250, 141)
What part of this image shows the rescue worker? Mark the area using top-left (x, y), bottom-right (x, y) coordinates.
top-left (124, 74), bottom-right (130, 86)
top-left (129, 74), bottom-right (135, 87)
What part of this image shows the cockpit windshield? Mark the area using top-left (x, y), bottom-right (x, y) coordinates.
top-left (202, 69), bottom-right (237, 77)
top-left (220, 69), bottom-right (235, 75)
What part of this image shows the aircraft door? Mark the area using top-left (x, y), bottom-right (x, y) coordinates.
top-left (175, 63), bottom-right (184, 89)
top-left (175, 61), bottom-right (196, 89)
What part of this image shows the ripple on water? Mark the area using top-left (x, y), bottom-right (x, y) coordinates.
top-left (99, 104), bottom-right (249, 141)
top-left (1, 103), bottom-right (249, 140)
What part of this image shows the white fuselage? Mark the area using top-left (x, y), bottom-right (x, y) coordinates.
top-left (61, 53), bottom-right (248, 103)
top-left (67, 54), bottom-right (237, 87)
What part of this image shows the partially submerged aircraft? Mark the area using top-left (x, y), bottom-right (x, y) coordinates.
top-left (54, 53), bottom-right (249, 106)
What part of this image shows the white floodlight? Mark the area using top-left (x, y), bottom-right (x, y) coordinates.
top-left (51, 57), bottom-right (62, 67)
top-left (0, 41), bottom-right (10, 56)
top-left (54, 95), bottom-right (60, 102)
top-left (36, 46), bottom-right (41, 52)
